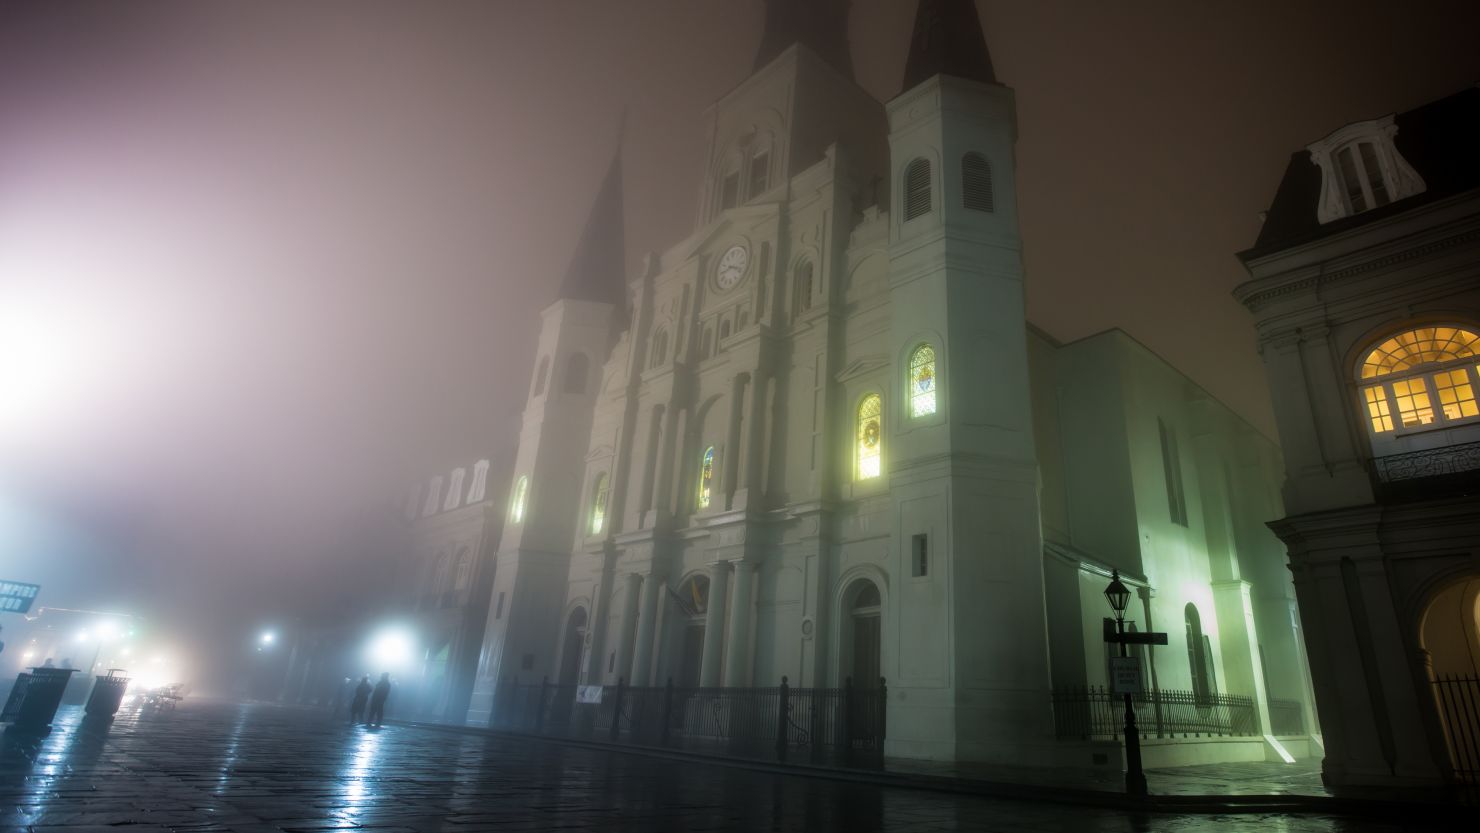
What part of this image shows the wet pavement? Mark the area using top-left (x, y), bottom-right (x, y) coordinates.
top-left (0, 700), bottom-right (1445, 832)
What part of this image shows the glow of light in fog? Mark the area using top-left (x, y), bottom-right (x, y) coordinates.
top-left (365, 627), bottom-right (416, 673)
top-left (259, 631), bottom-right (276, 646)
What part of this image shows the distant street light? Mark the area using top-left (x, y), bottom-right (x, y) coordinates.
top-left (258, 631), bottom-right (276, 649)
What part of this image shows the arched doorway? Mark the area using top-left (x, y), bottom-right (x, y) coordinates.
top-left (1419, 576), bottom-right (1480, 782)
top-left (550, 608), bottom-right (588, 728)
top-left (841, 579), bottom-right (882, 688)
top-left (667, 575), bottom-right (709, 688)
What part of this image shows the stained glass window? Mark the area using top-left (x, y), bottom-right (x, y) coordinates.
top-left (509, 475), bottom-right (529, 523)
top-left (1360, 326), bottom-right (1479, 379)
top-left (908, 344), bottom-right (937, 417)
top-left (857, 394), bottom-right (882, 480)
top-left (697, 447), bottom-right (715, 509)
top-left (589, 473), bottom-right (609, 535)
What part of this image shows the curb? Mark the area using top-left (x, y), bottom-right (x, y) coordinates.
top-left (384, 717), bottom-right (1470, 817)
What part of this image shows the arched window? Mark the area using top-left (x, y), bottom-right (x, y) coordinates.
top-left (443, 468), bottom-right (466, 512)
top-left (962, 152), bottom-right (994, 212)
top-left (1357, 325), bottom-right (1480, 435)
top-left (844, 579), bottom-right (883, 686)
top-left (795, 261), bottom-right (814, 314)
top-left (589, 472), bottom-right (609, 535)
top-left (677, 574), bottom-right (710, 616)
top-left (452, 547), bottom-right (472, 590)
top-left (564, 353), bottom-right (590, 394)
top-left (857, 394), bottom-right (882, 480)
top-left (532, 356), bottom-right (550, 396)
top-left (467, 459), bottom-right (489, 503)
top-left (908, 344), bottom-right (937, 417)
top-left (697, 447), bottom-right (715, 509)
top-left (509, 475), bottom-right (529, 523)
top-left (650, 328), bottom-right (669, 370)
top-left (1185, 603), bottom-right (1214, 705)
top-left (903, 158), bottom-right (932, 221)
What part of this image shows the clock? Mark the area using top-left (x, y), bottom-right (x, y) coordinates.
top-left (715, 244), bottom-right (749, 291)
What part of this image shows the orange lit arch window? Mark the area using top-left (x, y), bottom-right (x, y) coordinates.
top-left (1357, 325), bottom-right (1480, 434)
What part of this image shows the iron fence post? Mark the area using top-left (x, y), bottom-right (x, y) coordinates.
top-left (879, 676), bottom-right (888, 753)
top-left (776, 676), bottom-right (789, 762)
top-left (842, 676), bottom-right (854, 767)
top-left (610, 677), bottom-right (626, 741)
top-left (661, 677), bottom-right (673, 748)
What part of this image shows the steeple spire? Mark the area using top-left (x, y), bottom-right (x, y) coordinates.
top-left (901, 0), bottom-right (997, 91)
top-left (558, 138), bottom-right (626, 313)
top-left (753, 0), bottom-right (854, 80)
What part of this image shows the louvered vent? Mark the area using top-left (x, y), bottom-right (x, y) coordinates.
top-left (962, 152), bottom-right (994, 213)
top-left (903, 158), bottom-right (932, 221)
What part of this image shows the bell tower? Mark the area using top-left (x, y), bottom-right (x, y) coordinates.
top-left (883, 0), bottom-right (1055, 761)
top-left (465, 150), bottom-right (626, 726)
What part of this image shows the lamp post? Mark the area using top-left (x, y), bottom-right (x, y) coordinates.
top-left (1104, 569), bottom-right (1148, 797)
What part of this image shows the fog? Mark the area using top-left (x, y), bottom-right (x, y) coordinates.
top-left (2, 0), bottom-right (1477, 690)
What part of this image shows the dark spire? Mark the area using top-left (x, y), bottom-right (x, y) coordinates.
top-left (753, 0), bottom-right (854, 80)
top-left (558, 143), bottom-right (626, 312)
top-left (901, 0), bottom-right (997, 91)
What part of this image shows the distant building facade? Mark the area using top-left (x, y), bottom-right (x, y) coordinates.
top-left (1237, 87), bottom-right (1480, 785)
top-left (468, 0), bottom-right (1316, 767)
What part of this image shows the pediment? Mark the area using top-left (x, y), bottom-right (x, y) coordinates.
top-left (835, 354), bottom-right (891, 383)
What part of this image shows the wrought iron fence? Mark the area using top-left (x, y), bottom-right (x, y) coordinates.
top-left (1052, 685), bottom-right (1258, 740)
top-left (1432, 674), bottom-right (1480, 784)
top-left (1267, 698), bottom-right (1306, 736)
top-left (492, 675), bottom-right (886, 768)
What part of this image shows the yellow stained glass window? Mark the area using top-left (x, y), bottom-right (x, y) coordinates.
top-left (1390, 377), bottom-right (1435, 428)
top-left (857, 394), bottom-right (882, 480)
top-left (908, 344), bottom-right (937, 418)
top-left (589, 473), bottom-right (609, 535)
top-left (1360, 326), bottom-right (1480, 379)
top-left (1362, 386), bottom-right (1393, 433)
top-left (510, 475), bottom-right (529, 523)
top-left (1433, 368), bottom-right (1479, 421)
top-left (697, 447), bottom-right (714, 509)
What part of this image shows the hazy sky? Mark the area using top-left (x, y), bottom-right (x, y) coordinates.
top-left (2, 0), bottom-right (1478, 678)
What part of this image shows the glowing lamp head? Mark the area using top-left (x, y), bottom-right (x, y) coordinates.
top-left (1104, 570), bottom-right (1131, 618)
top-left (366, 627), bottom-right (415, 672)
top-left (259, 631), bottom-right (276, 646)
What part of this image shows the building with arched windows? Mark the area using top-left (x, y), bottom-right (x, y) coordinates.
top-left (1237, 86), bottom-right (1480, 786)
top-left (468, 0), bottom-right (1314, 769)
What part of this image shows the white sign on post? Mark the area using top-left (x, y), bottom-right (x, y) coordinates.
top-left (576, 685), bottom-right (604, 704)
top-left (1110, 656), bottom-right (1142, 694)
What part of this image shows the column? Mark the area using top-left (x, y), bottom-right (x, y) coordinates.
top-left (723, 376), bottom-right (747, 506)
top-left (699, 561), bottom-right (730, 686)
top-left (724, 561), bottom-right (754, 686)
top-left (630, 573), bottom-right (661, 685)
top-left (1212, 579), bottom-right (1273, 734)
top-left (612, 572), bottom-right (642, 683)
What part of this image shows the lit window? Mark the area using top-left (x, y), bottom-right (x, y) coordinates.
top-left (697, 447), bottom-right (715, 509)
top-left (857, 394), bottom-right (882, 480)
top-left (1362, 386), bottom-right (1393, 433)
top-left (1357, 326), bottom-right (1480, 436)
top-left (589, 473), bottom-right (609, 535)
top-left (1391, 378), bottom-right (1434, 428)
top-left (509, 475), bottom-right (529, 523)
top-left (903, 158), bottom-right (931, 221)
top-left (908, 344), bottom-right (937, 417)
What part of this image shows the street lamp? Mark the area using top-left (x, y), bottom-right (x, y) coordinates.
top-left (1104, 569), bottom-right (1148, 797)
top-left (258, 631), bottom-right (276, 651)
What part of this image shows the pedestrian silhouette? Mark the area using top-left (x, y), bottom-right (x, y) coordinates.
top-left (367, 673), bottom-right (391, 727)
top-left (42, 657), bottom-right (55, 668)
top-left (349, 676), bottom-right (372, 725)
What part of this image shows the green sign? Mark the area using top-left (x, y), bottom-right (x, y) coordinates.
top-left (0, 581), bottom-right (39, 614)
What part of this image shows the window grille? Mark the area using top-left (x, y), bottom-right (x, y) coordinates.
top-left (903, 158), bottom-right (931, 221)
top-left (962, 152), bottom-right (994, 212)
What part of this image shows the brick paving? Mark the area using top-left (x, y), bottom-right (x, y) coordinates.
top-left (0, 700), bottom-right (1437, 832)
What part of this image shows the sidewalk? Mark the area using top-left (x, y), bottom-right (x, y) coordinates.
top-left (394, 717), bottom-right (1479, 816)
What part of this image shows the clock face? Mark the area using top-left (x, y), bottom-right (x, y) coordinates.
top-left (715, 245), bottom-right (748, 291)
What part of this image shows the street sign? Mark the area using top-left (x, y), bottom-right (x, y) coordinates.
top-left (1102, 618), bottom-right (1168, 645)
top-left (0, 581), bottom-right (39, 614)
top-left (576, 685), bottom-right (603, 704)
top-left (1110, 656), bottom-right (1143, 694)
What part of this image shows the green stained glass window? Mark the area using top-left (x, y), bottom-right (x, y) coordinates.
top-left (589, 472), bottom-right (609, 535)
top-left (857, 394), bottom-right (882, 480)
top-left (908, 344), bottom-right (937, 417)
top-left (697, 447), bottom-right (715, 509)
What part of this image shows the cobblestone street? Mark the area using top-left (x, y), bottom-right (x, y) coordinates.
top-left (0, 701), bottom-right (1440, 832)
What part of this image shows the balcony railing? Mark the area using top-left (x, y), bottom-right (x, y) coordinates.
top-left (1371, 440), bottom-right (1480, 500)
top-left (493, 675), bottom-right (886, 769)
top-left (1052, 685), bottom-right (1259, 740)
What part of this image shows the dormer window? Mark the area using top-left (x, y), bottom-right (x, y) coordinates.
top-left (1357, 325), bottom-right (1480, 437)
top-left (1307, 115), bottom-right (1425, 224)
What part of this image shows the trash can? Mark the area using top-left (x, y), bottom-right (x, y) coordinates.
top-left (10, 667), bottom-right (78, 732)
top-left (1, 673), bottom-right (32, 722)
top-left (85, 669), bottom-right (130, 718)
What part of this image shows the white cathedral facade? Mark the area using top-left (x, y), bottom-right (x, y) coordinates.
top-left (463, 0), bottom-right (1318, 766)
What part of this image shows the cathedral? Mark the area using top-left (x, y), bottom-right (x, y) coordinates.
top-left (462, 0), bottom-right (1317, 766)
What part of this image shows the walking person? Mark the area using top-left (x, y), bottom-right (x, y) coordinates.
top-left (348, 675), bottom-right (372, 725)
top-left (366, 673), bottom-right (391, 727)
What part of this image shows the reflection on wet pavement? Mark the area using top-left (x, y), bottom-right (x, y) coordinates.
top-left (0, 700), bottom-right (1431, 831)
